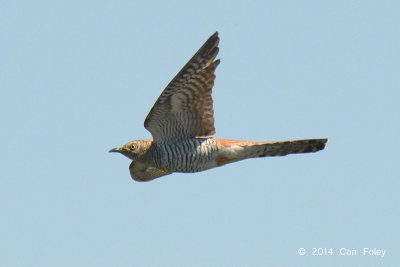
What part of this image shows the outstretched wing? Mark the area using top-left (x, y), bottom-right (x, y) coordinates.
top-left (144, 32), bottom-right (220, 142)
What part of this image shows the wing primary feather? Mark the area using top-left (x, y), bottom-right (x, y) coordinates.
top-left (165, 32), bottom-right (219, 88)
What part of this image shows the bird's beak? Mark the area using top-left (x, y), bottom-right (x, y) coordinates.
top-left (109, 147), bottom-right (120, 153)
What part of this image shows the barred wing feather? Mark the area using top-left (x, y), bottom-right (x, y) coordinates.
top-left (144, 32), bottom-right (220, 141)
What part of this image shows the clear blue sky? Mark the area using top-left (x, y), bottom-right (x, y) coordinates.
top-left (1, 1), bottom-right (399, 266)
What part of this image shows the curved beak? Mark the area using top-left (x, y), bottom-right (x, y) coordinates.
top-left (109, 147), bottom-right (120, 153)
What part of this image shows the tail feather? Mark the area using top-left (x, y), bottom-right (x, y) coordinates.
top-left (254, 138), bottom-right (327, 157)
top-left (214, 138), bottom-right (327, 167)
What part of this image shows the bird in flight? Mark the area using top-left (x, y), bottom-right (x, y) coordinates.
top-left (110, 32), bottom-right (327, 182)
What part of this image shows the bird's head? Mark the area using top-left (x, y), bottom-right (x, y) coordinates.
top-left (109, 140), bottom-right (152, 160)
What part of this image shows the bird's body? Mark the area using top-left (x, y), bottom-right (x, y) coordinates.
top-left (144, 138), bottom-right (219, 173)
top-left (110, 32), bottom-right (327, 182)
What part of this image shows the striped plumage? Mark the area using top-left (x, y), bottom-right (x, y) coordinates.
top-left (144, 32), bottom-right (219, 141)
top-left (110, 32), bottom-right (327, 182)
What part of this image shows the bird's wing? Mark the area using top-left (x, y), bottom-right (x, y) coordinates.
top-left (129, 161), bottom-right (172, 182)
top-left (144, 32), bottom-right (220, 142)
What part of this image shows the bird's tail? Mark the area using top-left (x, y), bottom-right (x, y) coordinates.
top-left (248, 138), bottom-right (328, 158)
top-left (214, 138), bottom-right (327, 166)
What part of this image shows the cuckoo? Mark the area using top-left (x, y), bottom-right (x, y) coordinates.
top-left (109, 32), bottom-right (327, 182)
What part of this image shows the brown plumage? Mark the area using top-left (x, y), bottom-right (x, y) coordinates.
top-left (110, 32), bottom-right (327, 182)
top-left (144, 32), bottom-right (219, 141)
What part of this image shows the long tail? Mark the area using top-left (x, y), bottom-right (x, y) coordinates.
top-left (250, 138), bottom-right (327, 157)
top-left (214, 138), bottom-right (327, 166)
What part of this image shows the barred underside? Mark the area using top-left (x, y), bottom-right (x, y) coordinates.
top-left (146, 138), bottom-right (220, 173)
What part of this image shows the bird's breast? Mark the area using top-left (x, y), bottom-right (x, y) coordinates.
top-left (148, 138), bottom-right (220, 172)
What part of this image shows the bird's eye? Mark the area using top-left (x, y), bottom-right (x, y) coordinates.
top-left (130, 143), bottom-right (137, 150)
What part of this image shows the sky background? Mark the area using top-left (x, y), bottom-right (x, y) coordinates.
top-left (1, 1), bottom-right (399, 266)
